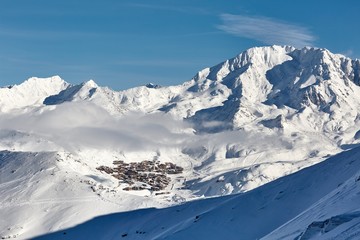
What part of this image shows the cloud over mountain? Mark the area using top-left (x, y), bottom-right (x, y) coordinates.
top-left (217, 14), bottom-right (316, 47)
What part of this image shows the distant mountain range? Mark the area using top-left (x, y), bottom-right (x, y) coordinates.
top-left (1, 45), bottom-right (360, 239)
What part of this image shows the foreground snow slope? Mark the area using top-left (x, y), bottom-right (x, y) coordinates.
top-left (0, 151), bottom-right (172, 239)
top-left (32, 145), bottom-right (360, 240)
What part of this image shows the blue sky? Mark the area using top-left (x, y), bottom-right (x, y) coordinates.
top-left (0, 0), bottom-right (359, 90)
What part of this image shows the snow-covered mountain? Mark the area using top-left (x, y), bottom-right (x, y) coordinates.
top-left (1, 45), bottom-right (360, 239)
top-left (0, 76), bottom-right (68, 112)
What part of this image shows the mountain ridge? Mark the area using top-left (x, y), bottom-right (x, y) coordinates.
top-left (2, 45), bottom-right (359, 119)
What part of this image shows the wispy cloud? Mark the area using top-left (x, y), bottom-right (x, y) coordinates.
top-left (217, 14), bottom-right (316, 47)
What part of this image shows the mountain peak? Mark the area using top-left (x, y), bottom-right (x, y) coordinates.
top-left (0, 76), bottom-right (69, 111)
top-left (83, 79), bottom-right (98, 88)
top-left (43, 79), bottom-right (100, 105)
top-left (21, 75), bottom-right (67, 89)
top-left (183, 45), bottom-right (360, 133)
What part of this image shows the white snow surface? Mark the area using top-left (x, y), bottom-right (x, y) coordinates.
top-left (1, 45), bottom-right (360, 239)
top-left (29, 145), bottom-right (360, 240)
top-left (0, 76), bottom-right (68, 112)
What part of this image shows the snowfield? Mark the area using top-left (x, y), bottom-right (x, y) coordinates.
top-left (31, 145), bottom-right (360, 240)
top-left (1, 45), bottom-right (360, 239)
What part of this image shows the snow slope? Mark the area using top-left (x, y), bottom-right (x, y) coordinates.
top-left (1, 45), bottom-right (360, 239)
top-left (31, 143), bottom-right (360, 240)
top-left (0, 150), bottom-right (172, 239)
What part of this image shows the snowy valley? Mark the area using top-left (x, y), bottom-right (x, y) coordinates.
top-left (1, 45), bottom-right (360, 239)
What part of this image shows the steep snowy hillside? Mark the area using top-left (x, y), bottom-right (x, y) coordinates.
top-left (2, 45), bottom-right (360, 239)
top-left (32, 144), bottom-right (360, 240)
